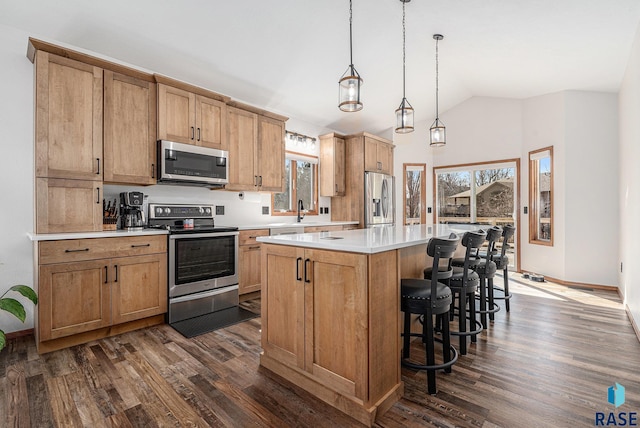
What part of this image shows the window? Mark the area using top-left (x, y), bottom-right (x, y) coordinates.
top-left (272, 152), bottom-right (318, 216)
top-left (434, 159), bottom-right (520, 270)
top-left (404, 163), bottom-right (426, 225)
top-left (529, 147), bottom-right (553, 245)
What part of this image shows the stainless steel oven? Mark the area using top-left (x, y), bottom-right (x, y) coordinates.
top-left (168, 231), bottom-right (239, 323)
top-left (147, 203), bottom-right (239, 324)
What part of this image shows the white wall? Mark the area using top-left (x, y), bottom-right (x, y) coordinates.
top-left (0, 24), bottom-right (36, 333)
top-left (618, 22), bottom-right (640, 326)
top-left (521, 92), bottom-right (567, 279)
top-left (564, 91), bottom-right (619, 286)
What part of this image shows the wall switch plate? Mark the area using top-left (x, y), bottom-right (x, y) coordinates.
top-left (523, 206), bottom-right (528, 214)
top-left (215, 206), bottom-right (224, 215)
top-left (262, 206), bottom-right (269, 215)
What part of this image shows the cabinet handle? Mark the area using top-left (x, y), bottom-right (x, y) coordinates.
top-left (296, 257), bottom-right (302, 281)
top-left (104, 266), bottom-right (108, 284)
top-left (249, 235), bottom-right (257, 239)
top-left (259, 176), bottom-right (263, 186)
top-left (304, 258), bottom-right (311, 283)
top-left (191, 126), bottom-right (195, 140)
top-left (131, 244), bottom-right (151, 248)
top-left (197, 127), bottom-right (201, 141)
top-left (335, 183), bottom-right (338, 193)
top-left (96, 187), bottom-right (100, 204)
top-left (65, 248), bottom-right (89, 253)
top-left (114, 265), bottom-right (118, 282)
top-left (254, 175), bottom-right (258, 187)
top-left (96, 158), bottom-right (100, 175)
top-left (151, 163), bottom-right (155, 179)
top-left (248, 245), bottom-right (260, 250)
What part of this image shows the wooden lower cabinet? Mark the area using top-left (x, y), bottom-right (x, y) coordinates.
top-left (36, 235), bottom-right (167, 353)
top-left (238, 229), bottom-right (269, 295)
top-left (260, 244), bottom-right (402, 426)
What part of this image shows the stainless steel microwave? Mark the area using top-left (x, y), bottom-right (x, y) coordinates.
top-left (157, 140), bottom-right (229, 187)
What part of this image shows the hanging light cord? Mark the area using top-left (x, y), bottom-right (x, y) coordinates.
top-left (349, 0), bottom-right (354, 67)
top-left (435, 36), bottom-right (439, 119)
top-left (402, 1), bottom-right (406, 99)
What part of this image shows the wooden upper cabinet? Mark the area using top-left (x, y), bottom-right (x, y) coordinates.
top-left (195, 95), bottom-right (227, 150)
top-left (319, 134), bottom-right (346, 197)
top-left (104, 71), bottom-right (157, 185)
top-left (35, 51), bottom-right (103, 181)
top-left (157, 84), bottom-right (228, 150)
top-left (364, 137), bottom-right (394, 175)
top-left (257, 115), bottom-right (285, 192)
top-left (227, 106), bottom-right (258, 190)
top-left (157, 84), bottom-right (195, 144)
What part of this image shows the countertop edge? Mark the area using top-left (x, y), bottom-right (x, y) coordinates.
top-left (28, 229), bottom-right (169, 241)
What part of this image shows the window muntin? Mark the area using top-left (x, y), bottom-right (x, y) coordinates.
top-left (529, 147), bottom-right (553, 245)
top-left (272, 153), bottom-right (318, 216)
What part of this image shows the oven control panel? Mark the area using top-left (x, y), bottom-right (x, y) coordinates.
top-left (148, 204), bottom-right (214, 219)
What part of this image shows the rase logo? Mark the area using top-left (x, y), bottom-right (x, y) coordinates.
top-left (595, 383), bottom-right (637, 426)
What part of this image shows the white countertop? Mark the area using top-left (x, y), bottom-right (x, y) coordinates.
top-left (27, 229), bottom-right (169, 241)
top-left (256, 223), bottom-right (481, 254)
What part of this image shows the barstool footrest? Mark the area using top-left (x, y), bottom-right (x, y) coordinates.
top-left (449, 319), bottom-right (483, 337)
top-left (401, 343), bottom-right (459, 371)
top-left (475, 300), bottom-right (501, 315)
top-left (492, 286), bottom-right (512, 300)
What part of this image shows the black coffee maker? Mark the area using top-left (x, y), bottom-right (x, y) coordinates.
top-left (119, 192), bottom-right (145, 230)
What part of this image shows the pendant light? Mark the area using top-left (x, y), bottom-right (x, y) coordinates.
top-left (395, 0), bottom-right (414, 133)
top-left (430, 34), bottom-right (446, 146)
top-left (339, 0), bottom-right (363, 112)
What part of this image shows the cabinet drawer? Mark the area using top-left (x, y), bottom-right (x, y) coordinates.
top-left (39, 235), bottom-right (167, 264)
top-left (239, 229), bottom-right (269, 246)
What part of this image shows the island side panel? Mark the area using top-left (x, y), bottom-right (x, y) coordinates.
top-left (367, 249), bottom-right (402, 406)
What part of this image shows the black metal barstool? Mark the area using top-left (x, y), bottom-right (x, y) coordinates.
top-left (473, 226), bottom-right (502, 328)
top-left (447, 229), bottom-right (486, 355)
top-left (487, 225), bottom-right (516, 312)
top-left (401, 233), bottom-right (461, 395)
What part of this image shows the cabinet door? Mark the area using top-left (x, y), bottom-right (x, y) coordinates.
top-left (157, 84), bottom-right (195, 144)
top-left (111, 254), bottom-right (167, 324)
top-left (239, 244), bottom-right (262, 295)
top-left (39, 259), bottom-right (111, 341)
top-left (35, 51), bottom-right (102, 180)
top-left (320, 136), bottom-right (346, 197)
top-left (377, 142), bottom-right (393, 175)
top-left (104, 71), bottom-right (157, 185)
top-left (256, 115), bottom-right (285, 192)
top-left (195, 95), bottom-right (227, 150)
top-left (364, 138), bottom-right (380, 172)
top-left (262, 244), bottom-right (305, 368)
top-left (227, 106), bottom-right (258, 190)
top-left (36, 178), bottom-right (103, 233)
top-left (305, 248), bottom-right (368, 400)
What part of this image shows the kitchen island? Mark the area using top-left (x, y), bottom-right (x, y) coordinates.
top-left (256, 224), bottom-right (477, 426)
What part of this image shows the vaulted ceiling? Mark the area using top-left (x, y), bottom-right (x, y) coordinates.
top-left (2, 0), bottom-right (639, 135)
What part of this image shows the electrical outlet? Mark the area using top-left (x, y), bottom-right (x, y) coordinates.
top-left (427, 207), bottom-right (432, 214)
top-left (523, 206), bottom-right (528, 214)
top-left (325, 207), bottom-right (329, 214)
top-left (215, 206), bottom-right (224, 215)
top-left (262, 206), bottom-right (269, 215)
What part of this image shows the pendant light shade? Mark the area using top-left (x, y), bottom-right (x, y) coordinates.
top-left (430, 34), bottom-right (446, 147)
top-left (339, 0), bottom-right (363, 112)
top-left (395, 0), bottom-right (414, 133)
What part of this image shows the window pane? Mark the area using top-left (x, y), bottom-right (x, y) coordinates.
top-left (296, 162), bottom-right (315, 210)
top-left (537, 156), bottom-right (551, 241)
top-left (273, 159), bottom-right (291, 212)
top-left (405, 169), bottom-right (422, 225)
top-left (437, 171), bottom-right (470, 223)
top-left (474, 168), bottom-right (515, 223)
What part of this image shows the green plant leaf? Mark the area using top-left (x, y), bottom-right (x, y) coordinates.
top-left (0, 298), bottom-right (26, 323)
top-left (9, 285), bottom-right (38, 305)
top-left (0, 330), bottom-right (5, 352)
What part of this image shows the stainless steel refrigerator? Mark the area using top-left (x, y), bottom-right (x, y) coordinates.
top-left (364, 171), bottom-right (395, 227)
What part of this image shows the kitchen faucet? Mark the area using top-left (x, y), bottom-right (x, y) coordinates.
top-left (297, 199), bottom-right (305, 223)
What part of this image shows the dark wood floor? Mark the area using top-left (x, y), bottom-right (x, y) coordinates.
top-left (2, 275), bottom-right (639, 427)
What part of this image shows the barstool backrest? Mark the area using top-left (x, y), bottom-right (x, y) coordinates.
top-left (461, 230), bottom-right (487, 281)
top-left (484, 226), bottom-right (503, 262)
top-left (500, 225), bottom-right (516, 259)
top-left (426, 233), bottom-right (461, 296)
